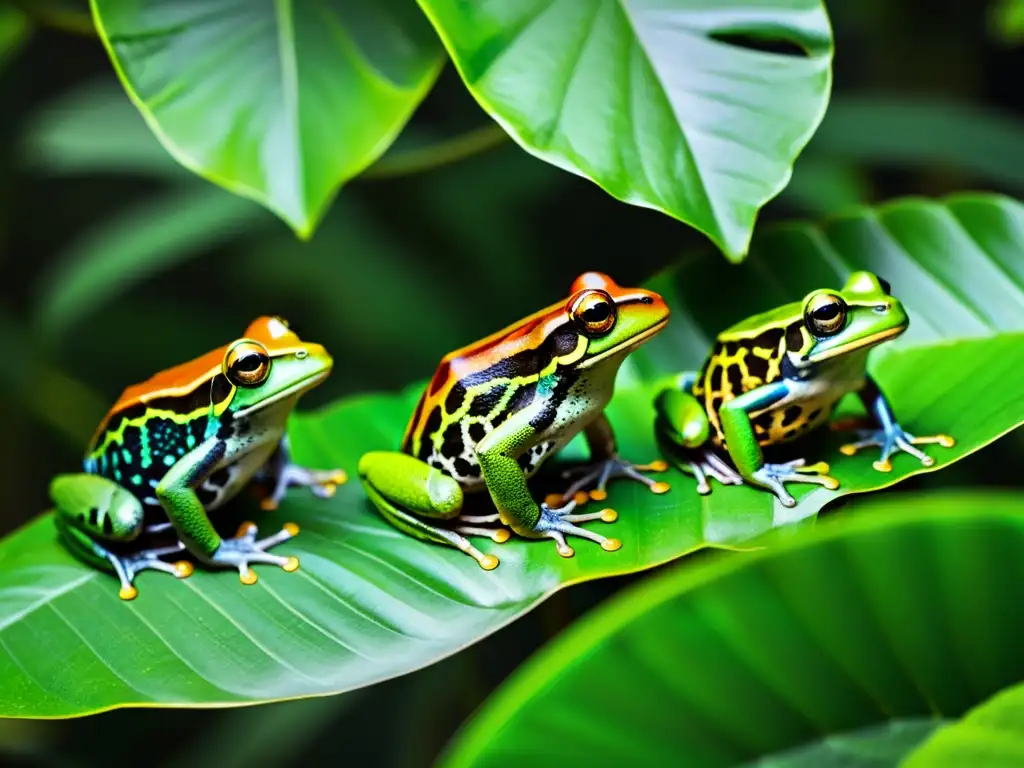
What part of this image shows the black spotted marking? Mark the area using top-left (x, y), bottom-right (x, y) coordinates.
top-left (207, 466), bottom-right (232, 489)
top-left (529, 374), bottom-right (576, 433)
top-left (744, 350), bottom-right (770, 381)
top-left (468, 384), bottom-right (507, 418)
top-left (429, 458), bottom-right (444, 470)
top-left (197, 487), bottom-right (219, 506)
top-left (517, 452), bottom-right (534, 471)
top-left (785, 322), bottom-right (804, 353)
top-left (751, 327), bottom-right (785, 353)
top-left (444, 382), bottom-right (467, 415)
top-left (459, 323), bottom-right (581, 391)
top-left (781, 406), bottom-right (803, 427)
top-left (506, 381), bottom-right (537, 416)
top-left (440, 422), bottom-right (464, 459)
top-left (709, 395), bottom-right (724, 418)
top-left (87, 507), bottom-right (99, 527)
top-left (101, 514), bottom-right (113, 536)
top-left (708, 364), bottom-right (723, 392)
top-left (807, 408), bottom-right (823, 422)
top-left (725, 365), bottom-right (744, 395)
top-left (416, 407), bottom-right (444, 459)
top-left (468, 422), bottom-right (487, 443)
top-left (453, 457), bottom-right (476, 478)
top-left (491, 407), bottom-right (511, 429)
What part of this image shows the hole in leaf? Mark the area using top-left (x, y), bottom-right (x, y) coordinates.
top-left (708, 31), bottom-right (809, 58)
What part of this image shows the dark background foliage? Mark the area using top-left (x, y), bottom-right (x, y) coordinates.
top-left (0, 0), bottom-right (1021, 765)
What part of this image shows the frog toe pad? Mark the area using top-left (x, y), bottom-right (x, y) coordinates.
top-left (535, 501), bottom-right (622, 557)
top-left (213, 522), bottom-right (301, 583)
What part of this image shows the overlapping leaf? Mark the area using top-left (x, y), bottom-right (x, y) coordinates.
top-left (0, 194), bottom-right (1021, 717)
top-left (441, 492), bottom-right (1024, 767)
top-left (418, 0), bottom-right (834, 259)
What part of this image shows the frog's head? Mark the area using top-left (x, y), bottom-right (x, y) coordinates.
top-left (222, 316), bottom-right (334, 418)
top-left (563, 272), bottom-right (669, 371)
top-left (801, 271), bottom-right (907, 366)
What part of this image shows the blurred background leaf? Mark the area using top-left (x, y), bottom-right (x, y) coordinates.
top-left (89, 0), bottom-right (446, 237)
top-left (418, 0), bottom-right (835, 260)
top-left (989, 0), bottom-right (1024, 46)
top-left (441, 491), bottom-right (1024, 768)
top-left (0, 5), bottom-right (29, 71)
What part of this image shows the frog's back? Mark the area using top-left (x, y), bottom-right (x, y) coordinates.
top-left (694, 319), bottom-right (810, 445)
top-left (400, 307), bottom-right (582, 487)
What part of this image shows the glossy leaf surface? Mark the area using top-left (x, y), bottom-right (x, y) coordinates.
top-left (901, 682), bottom-right (1024, 767)
top-left (90, 0), bottom-right (444, 237)
top-left (442, 492), bottom-right (1024, 768)
top-left (0, 194), bottom-right (1021, 717)
top-left (418, 0), bottom-right (833, 259)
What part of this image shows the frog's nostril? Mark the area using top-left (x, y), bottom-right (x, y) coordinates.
top-left (640, 296), bottom-right (653, 304)
top-left (295, 348), bottom-right (309, 359)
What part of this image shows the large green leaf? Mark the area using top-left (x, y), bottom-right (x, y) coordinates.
top-left (440, 491), bottom-right (1024, 768)
top-left (89, 0), bottom-right (445, 237)
top-left (900, 681), bottom-right (1024, 767)
top-left (0, 194), bottom-right (1021, 718)
top-left (417, 0), bottom-right (833, 259)
top-left (0, 6), bottom-right (29, 72)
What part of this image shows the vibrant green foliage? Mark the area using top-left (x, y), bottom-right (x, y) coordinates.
top-left (0, 194), bottom-right (1020, 718)
top-left (441, 491), bottom-right (1024, 768)
top-left (418, 0), bottom-right (834, 259)
top-left (90, 0), bottom-right (444, 237)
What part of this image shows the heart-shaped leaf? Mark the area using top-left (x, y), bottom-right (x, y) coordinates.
top-left (440, 491), bottom-right (1024, 768)
top-left (1, 194), bottom-right (1021, 717)
top-left (417, 0), bottom-right (834, 259)
top-left (89, 0), bottom-right (445, 237)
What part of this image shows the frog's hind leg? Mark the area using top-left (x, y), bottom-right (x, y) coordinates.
top-left (258, 435), bottom-right (348, 511)
top-left (51, 473), bottom-right (194, 600)
top-left (358, 452), bottom-right (503, 570)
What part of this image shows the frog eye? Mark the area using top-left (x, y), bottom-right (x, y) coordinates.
top-left (804, 293), bottom-right (848, 337)
top-left (570, 289), bottom-right (617, 337)
top-left (224, 341), bottom-right (271, 387)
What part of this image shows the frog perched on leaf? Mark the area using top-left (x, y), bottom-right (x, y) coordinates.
top-left (359, 272), bottom-right (671, 569)
top-left (654, 272), bottom-right (954, 506)
top-left (50, 316), bottom-right (346, 600)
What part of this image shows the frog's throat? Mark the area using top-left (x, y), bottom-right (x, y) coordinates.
top-left (806, 324), bottom-right (906, 364)
top-left (233, 370), bottom-right (330, 418)
top-left (578, 319), bottom-right (669, 370)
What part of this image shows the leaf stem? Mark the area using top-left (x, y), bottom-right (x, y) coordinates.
top-left (361, 123), bottom-right (510, 180)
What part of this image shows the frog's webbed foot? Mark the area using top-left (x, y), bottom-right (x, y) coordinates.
top-left (109, 542), bottom-right (194, 601)
top-left (751, 459), bottom-right (839, 508)
top-left (533, 500), bottom-right (621, 558)
top-left (552, 456), bottom-right (671, 508)
top-left (259, 436), bottom-right (347, 511)
top-left (453, 513), bottom-right (512, 544)
top-left (837, 424), bottom-right (955, 473)
top-left (211, 521), bottom-right (301, 585)
top-left (664, 447), bottom-right (744, 496)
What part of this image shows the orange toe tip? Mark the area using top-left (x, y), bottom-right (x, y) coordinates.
top-left (283, 522), bottom-right (300, 536)
top-left (118, 586), bottom-right (138, 601)
top-left (823, 478), bottom-right (840, 490)
top-left (651, 481), bottom-right (671, 495)
top-left (600, 508), bottom-right (618, 523)
top-left (283, 556), bottom-right (300, 573)
top-left (557, 546), bottom-right (575, 559)
top-left (479, 555), bottom-right (500, 571)
top-left (939, 435), bottom-right (956, 448)
top-left (239, 570), bottom-right (258, 585)
top-left (573, 491), bottom-right (590, 505)
top-left (601, 538), bottom-right (622, 552)
top-left (872, 460), bottom-right (893, 473)
top-left (236, 521), bottom-right (257, 538)
top-left (838, 446), bottom-right (857, 456)
top-left (332, 470), bottom-right (348, 484)
top-left (648, 460), bottom-right (669, 472)
top-left (173, 561), bottom-right (194, 579)
top-left (260, 499), bottom-right (279, 511)
top-left (544, 493), bottom-right (563, 508)
top-left (588, 489), bottom-right (608, 501)
top-left (492, 529), bottom-right (511, 543)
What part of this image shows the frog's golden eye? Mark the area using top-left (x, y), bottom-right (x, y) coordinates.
top-left (224, 341), bottom-right (271, 388)
top-left (570, 289), bottom-right (617, 337)
top-left (804, 293), bottom-right (848, 337)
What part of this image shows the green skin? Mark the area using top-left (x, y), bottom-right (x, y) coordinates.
top-left (50, 338), bottom-right (343, 598)
top-left (654, 271), bottom-right (954, 507)
top-left (359, 284), bottom-right (669, 569)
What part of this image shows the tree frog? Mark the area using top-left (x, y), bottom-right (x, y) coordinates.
top-left (654, 272), bottom-right (954, 506)
top-left (50, 316), bottom-right (347, 600)
top-left (359, 272), bottom-right (671, 569)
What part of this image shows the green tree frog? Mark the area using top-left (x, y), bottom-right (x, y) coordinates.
top-left (359, 272), bottom-right (671, 569)
top-left (50, 316), bottom-right (346, 600)
top-left (654, 272), bottom-right (954, 506)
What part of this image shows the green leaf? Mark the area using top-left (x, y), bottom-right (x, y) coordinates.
top-left (32, 184), bottom-right (272, 341)
top-left (900, 682), bottom-right (1024, 767)
top-left (417, 0), bottom-right (833, 260)
top-left (89, 0), bottom-right (445, 237)
top-left (440, 491), bottom-right (1024, 768)
top-left (0, 6), bottom-right (30, 72)
top-left (1, 194), bottom-right (1021, 718)
top-left (989, 0), bottom-right (1024, 46)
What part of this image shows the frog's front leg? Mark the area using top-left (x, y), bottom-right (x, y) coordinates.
top-left (551, 414), bottom-right (671, 507)
top-left (837, 375), bottom-right (955, 472)
top-left (158, 439), bottom-right (301, 585)
top-left (720, 383), bottom-right (839, 507)
top-left (50, 474), bottom-right (193, 600)
top-left (358, 452), bottom-right (509, 570)
top-left (257, 434), bottom-right (348, 511)
top-left (477, 408), bottom-right (620, 558)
